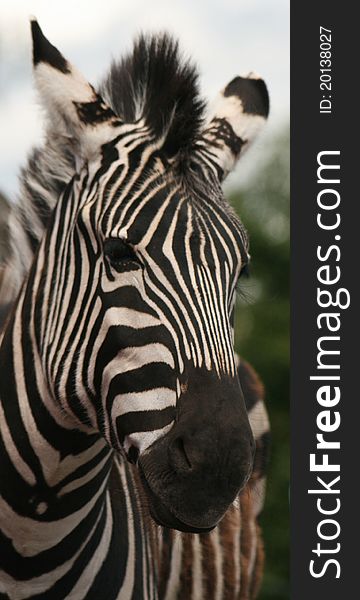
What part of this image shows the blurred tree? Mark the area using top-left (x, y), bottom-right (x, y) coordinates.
top-left (231, 127), bottom-right (289, 599)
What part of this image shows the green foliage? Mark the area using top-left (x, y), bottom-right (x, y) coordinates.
top-left (230, 128), bottom-right (289, 599)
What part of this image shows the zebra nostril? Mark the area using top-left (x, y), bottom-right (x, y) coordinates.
top-left (169, 436), bottom-right (193, 473)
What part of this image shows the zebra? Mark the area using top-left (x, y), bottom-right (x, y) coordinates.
top-left (0, 20), bottom-right (270, 599)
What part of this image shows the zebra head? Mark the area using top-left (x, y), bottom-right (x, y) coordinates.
top-left (30, 21), bottom-right (269, 533)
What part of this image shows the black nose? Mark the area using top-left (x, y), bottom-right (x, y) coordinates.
top-left (139, 367), bottom-right (255, 531)
top-left (167, 424), bottom-right (254, 490)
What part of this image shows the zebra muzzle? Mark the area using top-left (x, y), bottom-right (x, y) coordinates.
top-left (137, 368), bottom-right (255, 531)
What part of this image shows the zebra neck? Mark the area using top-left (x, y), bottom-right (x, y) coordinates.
top-left (0, 308), bottom-right (156, 597)
top-left (0, 291), bottom-right (114, 560)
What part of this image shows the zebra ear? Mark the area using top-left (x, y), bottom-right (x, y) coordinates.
top-left (30, 19), bottom-right (120, 160)
top-left (199, 74), bottom-right (269, 181)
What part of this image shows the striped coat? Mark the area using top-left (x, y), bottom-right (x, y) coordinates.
top-left (0, 20), bottom-right (270, 599)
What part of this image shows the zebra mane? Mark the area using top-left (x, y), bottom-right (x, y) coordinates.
top-left (100, 33), bottom-right (205, 158)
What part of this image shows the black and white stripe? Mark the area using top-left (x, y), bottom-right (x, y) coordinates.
top-left (0, 20), bottom-right (269, 599)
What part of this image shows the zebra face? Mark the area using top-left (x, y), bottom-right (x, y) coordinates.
top-left (96, 167), bottom-right (248, 451)
top-left (31, 22), bottom-right (269, 532)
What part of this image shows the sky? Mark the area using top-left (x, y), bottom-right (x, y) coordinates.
top-left (0, 0), bottom-right (289, 199)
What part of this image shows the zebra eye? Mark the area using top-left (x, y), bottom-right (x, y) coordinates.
top-left (103, 238), bottom-right (141, 271)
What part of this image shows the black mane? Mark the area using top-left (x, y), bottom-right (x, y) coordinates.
top-left (100, 33), bottom-right (205, 158)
